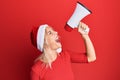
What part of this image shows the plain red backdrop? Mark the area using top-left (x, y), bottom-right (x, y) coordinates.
top-left (0, 0), bottom-right (120, 80)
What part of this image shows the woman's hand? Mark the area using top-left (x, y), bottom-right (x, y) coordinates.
top-left (78, 22), bottom-right (90, 35)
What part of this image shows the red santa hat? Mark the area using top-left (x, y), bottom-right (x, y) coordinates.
top-left (30, 24), bottom-right (48, 52)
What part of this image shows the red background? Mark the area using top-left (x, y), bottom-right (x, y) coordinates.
top-left (0, 0), bottom-right (120, 80)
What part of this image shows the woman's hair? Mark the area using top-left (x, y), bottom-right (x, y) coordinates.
top-left (43, 39), bottom-right (53, 68)
top-left (34, 39), bottom-right (53, 68)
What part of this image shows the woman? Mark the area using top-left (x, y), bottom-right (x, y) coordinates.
top-left (30, 22), bottom-right (96, 80)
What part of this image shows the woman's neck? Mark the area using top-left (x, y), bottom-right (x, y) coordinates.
top-left (40, 49), bottom-right (58, 64)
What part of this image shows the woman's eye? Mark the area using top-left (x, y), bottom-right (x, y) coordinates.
top-left (48, 31), bottom-right (52, 35)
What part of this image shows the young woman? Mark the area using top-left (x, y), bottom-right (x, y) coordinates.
top-left (30, 22), bottom-right (96, 80)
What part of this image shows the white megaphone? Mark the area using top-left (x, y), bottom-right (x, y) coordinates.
top-left (65, 2), bottom-right (92, 32)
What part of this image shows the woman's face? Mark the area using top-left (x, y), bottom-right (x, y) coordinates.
top-left (44, 26), bottom-right (62, 50)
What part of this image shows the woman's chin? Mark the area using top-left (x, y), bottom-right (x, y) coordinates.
top-left (57, 42), bottom-right (62, 48)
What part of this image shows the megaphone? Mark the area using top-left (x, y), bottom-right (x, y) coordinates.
top-left (65, 2), bottom-right (92, 32)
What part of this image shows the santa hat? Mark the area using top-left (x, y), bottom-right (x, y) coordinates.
top-left (30, 24), bottom-right (48, 52)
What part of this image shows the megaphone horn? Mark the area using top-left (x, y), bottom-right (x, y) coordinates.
top-left (65, 2), bottom-right (92, 32)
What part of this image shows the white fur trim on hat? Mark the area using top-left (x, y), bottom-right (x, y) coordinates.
top-left (56, 48), bottom-right (62, 53)
top-left (37, 24), bottom-right (48, 52)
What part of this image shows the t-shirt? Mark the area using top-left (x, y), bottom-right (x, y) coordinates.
top-left (31, 50), bottom-right (88, 80)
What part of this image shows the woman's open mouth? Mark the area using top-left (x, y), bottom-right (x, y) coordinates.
top-left (55, 36), bottom-right (60, 43)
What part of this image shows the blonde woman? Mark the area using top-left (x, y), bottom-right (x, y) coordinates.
top-left (30, 22), bottom-right (96, 80)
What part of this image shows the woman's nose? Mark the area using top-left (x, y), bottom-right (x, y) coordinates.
top-left (54, 31), bottom-right (58, 35)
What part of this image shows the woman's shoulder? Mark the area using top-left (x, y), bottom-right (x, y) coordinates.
top-left (32, 60), bottom-right (41, 69)
top-left (31, 60), bottom-right (46, 72)
top-left (31, 60), bottom-right (49, 78)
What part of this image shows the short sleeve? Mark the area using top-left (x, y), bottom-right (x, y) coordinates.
top-left (66, 50), bottom-right (88, 63)
top-left (31, 68), bottom-right (40, 80)
top-left (30, 61), bottom-right (47, 80)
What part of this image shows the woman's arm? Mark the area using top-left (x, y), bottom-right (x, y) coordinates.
top-left (78, 22), bottom-right (96, 62)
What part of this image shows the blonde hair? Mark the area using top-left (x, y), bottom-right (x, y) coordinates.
top-left (39, 39), bottom-right (54, 68)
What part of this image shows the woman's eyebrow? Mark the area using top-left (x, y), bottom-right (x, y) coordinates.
top-left (46, 29), bottom-right (52, 33)
top-left (46, 27), bottom-right (54, 33)
top-left (49, 27), bottom-right (54, 30)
